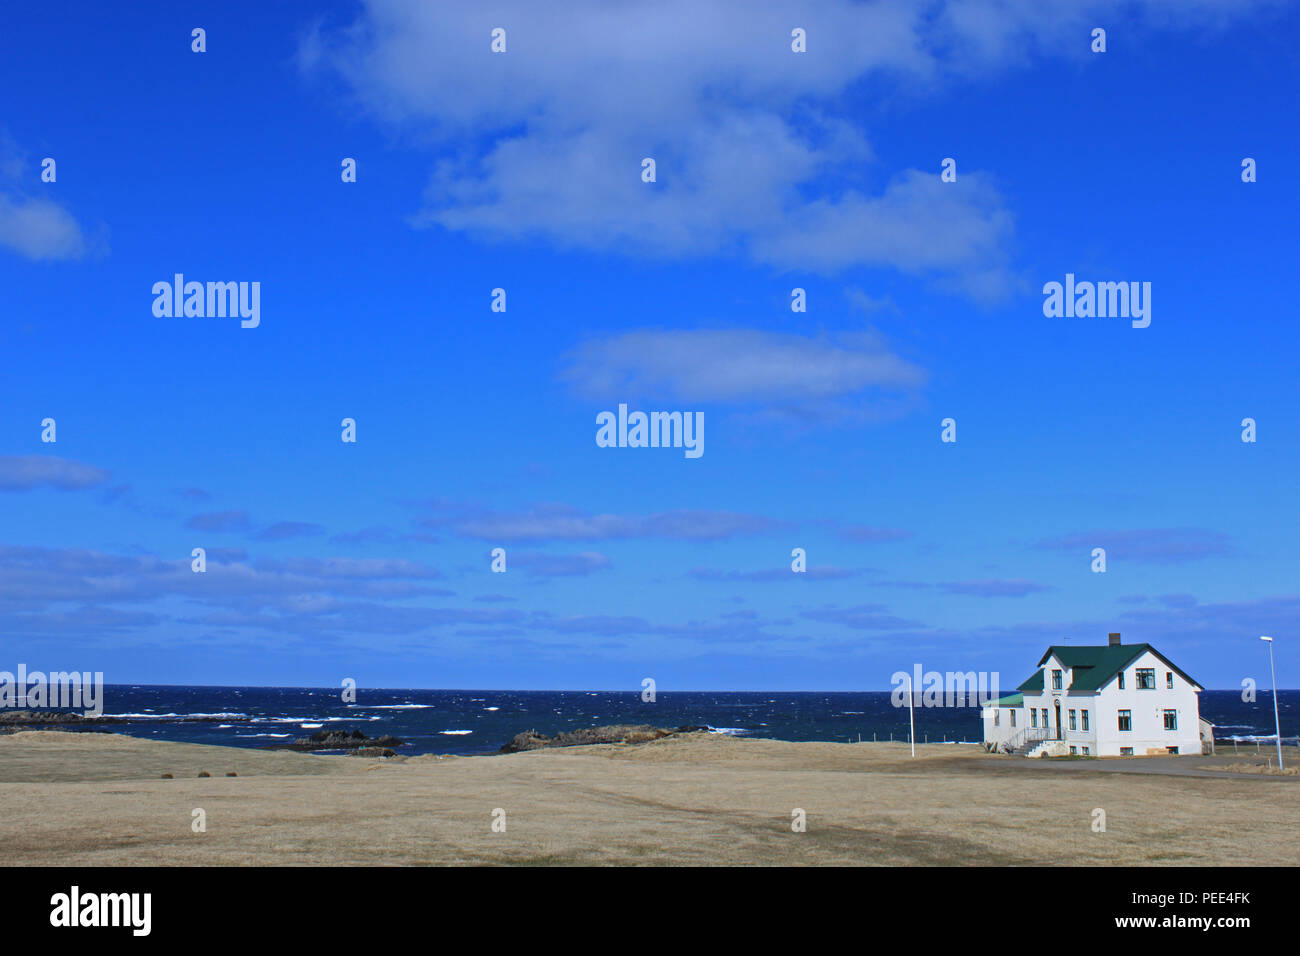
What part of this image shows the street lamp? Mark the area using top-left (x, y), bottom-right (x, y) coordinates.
top-left (1261, 636), bottom-right (1283, 770)
top-left (907, 671), bottom-right (916, 758)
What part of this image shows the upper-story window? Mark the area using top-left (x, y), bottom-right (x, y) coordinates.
top-left (1166, 672), bottom-right (1174, 689)
top-left (1052, 669), bottom-right (1062, 690)
top-left (1118, 672), bottom-right (1125, 690)
top-left (1136, 668), bottom-right (1156, 690)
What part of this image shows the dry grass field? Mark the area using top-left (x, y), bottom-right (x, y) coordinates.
top-left (3, 730), bottom-right (1297, 866)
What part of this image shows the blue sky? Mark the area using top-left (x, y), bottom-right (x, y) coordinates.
top-left (1, 0), bottom-right (1298, 690)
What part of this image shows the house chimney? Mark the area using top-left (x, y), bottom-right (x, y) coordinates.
top-left (1108, 632), bottom-right (1121, 646)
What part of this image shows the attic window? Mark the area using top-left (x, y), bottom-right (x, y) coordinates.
top-left (1166, 672), bottom-right (1174, 689)
top-left (1052, 669), bottom-right (1062, 690)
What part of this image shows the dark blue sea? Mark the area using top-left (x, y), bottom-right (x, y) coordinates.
top-left (32, 686), bottom-right (1300, 757)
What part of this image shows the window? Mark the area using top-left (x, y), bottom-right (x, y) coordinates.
top-left (1052, 669), bottom-right (1062, 690)
top-left (1167, 747), bottom-right (1179, 755)
top-left (1166, 672), bottom-right (1174, 689)
top-left (1120, 747), bottom-right (1134, 756)
top-left (1163, 709), bottom-right (1178, 731)
top-left (1069, 746), bottom-right (1077, 755)
top-left (1082, 746), bottom-right (1090, 755)
top-left (994, 710), bottom-right (1000, 726)
top-left (1081, 710), bottom-right (1090, 732)
top-left (1031, 709), bottom-right (1037, 728)
top-left (1118, 672), bottom-right (1125, 690)
top-left (1069, 709), bottom-right (1077, 731)
top-left (1010, 710), bottom-right (1017, 727)
top-left (1136, 668), bottom-right (1156, 690)
top-left (1041, 708), bottom-right (1049, 728)
top-left (1118, 710), bottom-right (1132, 732)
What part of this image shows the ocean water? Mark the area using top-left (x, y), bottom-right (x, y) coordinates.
top-left (23, 686), bottom-right (1299, 757)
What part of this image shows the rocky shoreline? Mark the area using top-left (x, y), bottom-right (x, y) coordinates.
top-left (0, 709), bottom-right (251, 732)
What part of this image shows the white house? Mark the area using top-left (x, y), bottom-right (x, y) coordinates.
top-left (982, 633), bottom-right (1204, 757)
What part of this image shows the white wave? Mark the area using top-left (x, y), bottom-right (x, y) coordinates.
top-left (706, 726), bottom-right (751, 736)
top-left (235, 732), bottom-right (292, 738)
top-left (483, 706), bottom-right (499, 711)
top-left (351, 704), bottom-right (433, 710)
top-left (300, 723), bottom-right (323, 729)
top-left (439, 729), bottom-right (473, 735)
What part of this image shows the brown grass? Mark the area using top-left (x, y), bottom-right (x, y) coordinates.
top-left (1214, 761), bottom-right (1300, 776)
top-left (2, 731), bottom-right (1297, 866)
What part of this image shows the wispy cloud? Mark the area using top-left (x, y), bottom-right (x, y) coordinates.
top-left (0, 455), bottom-right (111, 492)
top-left (256, 521), bottom-right (327, 541)
top-left (427, 501), bottom-right (784, 542)
top-left (1037, 528), bottom-right (1231, 564)
top-left (186, 510), bottom-right (253, 533)
top-left (689, 566), bottom-right (864, 582)
top-left (823, 521), bottom-right (913, 544)
top-left (800, 604), bottom-right (919, 630)
top-left (940, 578), bottom-right (1051, 598)
top-left (507, 551), bottom-right (612, 577)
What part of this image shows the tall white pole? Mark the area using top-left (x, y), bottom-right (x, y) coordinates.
top-left (1262, 636), bottom-right (1283, 770)
top-left (908, 673), bottom-right (916, 758)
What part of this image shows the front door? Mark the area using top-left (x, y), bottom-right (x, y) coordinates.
top-left (1054, 701), bottom-right (1062, 740)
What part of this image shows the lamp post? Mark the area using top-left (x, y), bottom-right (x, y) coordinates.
top-left (907, 672), bottom-right (916, 758)
top-left (1261, 636), bottom-right (1283, 770)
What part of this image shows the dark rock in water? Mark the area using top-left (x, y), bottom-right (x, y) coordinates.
top-left (499, 724), bottom-right (708, 753)
top-left (225, 772), bottom-right (238, 777)
top-left (269, 729), bottom-right (405, 752)
top-left (197, 771), bottom-right (210, 778)
top-left (346, 747), bottom-right (397, 758)
top-left (160, 773), bottom-right (173, 779)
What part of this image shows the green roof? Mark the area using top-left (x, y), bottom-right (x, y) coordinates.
top-left (1016, 643), bottom-right (1201, 693)
top-left (982, 693), bottom-right (1023, 708)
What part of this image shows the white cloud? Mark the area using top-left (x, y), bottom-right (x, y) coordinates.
top-left (0, 131), bottom-right (92, 261)
top-left (301, 0), bottom-right (1272, 294)
top-left (0, 193), bottom-right (87, 261)
top-left (561, 328), bottom-right (926, 406)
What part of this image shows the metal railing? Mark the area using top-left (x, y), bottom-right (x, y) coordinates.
top-left (1000, 725), bottom-right (1053, 753)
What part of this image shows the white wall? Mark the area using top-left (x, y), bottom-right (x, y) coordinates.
top-left (982, 704), bottom-right (1025, 748)
top-left (1092, 649), bottom-right (1201, 756)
